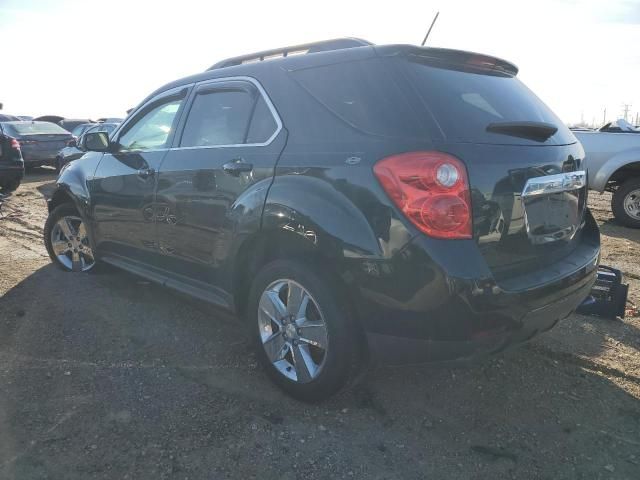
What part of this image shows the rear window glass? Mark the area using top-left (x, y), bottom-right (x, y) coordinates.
top-left (2, 121), bottom-right (69, 136)
top-left (290, 58), bottom-right (427, 138)
top-left (403, 57), bottom-right (572, 144)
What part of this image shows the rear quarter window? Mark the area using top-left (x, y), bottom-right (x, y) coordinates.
top-left (289, 58), bottom-right (428, 139)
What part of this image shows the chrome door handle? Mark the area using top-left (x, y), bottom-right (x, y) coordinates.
top-left (223, 159), bottom-right (253, 176)
top-left (137, 167), bottom-right (155, 179)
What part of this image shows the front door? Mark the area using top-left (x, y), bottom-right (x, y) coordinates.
top-left (154, 78), bottom-right (285, 290)
top-left (90, 87), bottom-right (190, 264)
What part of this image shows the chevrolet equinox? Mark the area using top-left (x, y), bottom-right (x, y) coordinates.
top-left (44, 38), bottom-right (600, 401)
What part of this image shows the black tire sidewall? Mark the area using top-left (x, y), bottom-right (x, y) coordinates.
top-left (612, 178), bottom-right (640, 228)
top-left (247, 259), bottom-right (354, 402)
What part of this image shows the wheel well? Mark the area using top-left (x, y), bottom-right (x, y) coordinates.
top-left (48, 190), bottom-right (75, 213)
top-left (232, 230), bottom-right (327, 318)
top-left (607, 161), bottom-right (640, 190)
top-left (232, 229), bottom-right (369, 363)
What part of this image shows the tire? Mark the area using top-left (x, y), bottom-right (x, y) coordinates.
top-left (54, 156), bottom-right (62, 173)
top-left (44, 203), bottom-right (98, 272)
top-left (247, 259), bottom-right (356, 402)
top-left (611, 177), bottom-right (640, 228)
top-left (0, 179), bottom-right (20, 193)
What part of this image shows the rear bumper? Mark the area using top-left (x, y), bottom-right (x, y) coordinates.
top-left (352, 211), bottom-right (600, 365)
top-left (366, 267), bottom-right (595, 364)
top-left (22, 151), bottom-right (57, 165)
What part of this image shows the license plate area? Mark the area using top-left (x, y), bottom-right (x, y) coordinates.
top-left (521, 171), bottom-right (587, 245)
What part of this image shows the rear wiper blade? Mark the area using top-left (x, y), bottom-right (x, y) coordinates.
top-left (486, 121), bottom-right (558, 142)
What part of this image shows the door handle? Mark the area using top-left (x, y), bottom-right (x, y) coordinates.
top-left (223, 159), bottom-right (253, 176)
top-left (137, 167), bottom-right (155, 179)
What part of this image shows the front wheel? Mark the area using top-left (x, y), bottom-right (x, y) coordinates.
top-left (248, 259), bottom-right (356, 402)
top-left (612, 177), bottom-right (640, 228)
top-left (44, 203), bottom-right (97, 272)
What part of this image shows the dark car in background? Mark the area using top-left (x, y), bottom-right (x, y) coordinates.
top-left (45, 39), bottom-right (600, 400)
top-left (0, 130), bottom-right (24, 192)
top-left (55, 122), bottom-right (118, 171)
top-left (69, 122), bottom-right (98, 138)
top-left (0, 121), bottom-right (73, 168)
top-left (59, 118), bottom-right (93, 133)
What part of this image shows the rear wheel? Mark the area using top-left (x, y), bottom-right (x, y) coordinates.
top-left (44, 203), bottom-right (97, 272)
top-left (612, 177), bottom-right (640, 228)
top-left (247, 259), bottom-right (355, 402)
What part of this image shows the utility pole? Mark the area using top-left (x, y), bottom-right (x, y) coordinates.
top-left (603, 108), bottom-right (606, 125)
top-left (621, 103), bottom-right (632, 122)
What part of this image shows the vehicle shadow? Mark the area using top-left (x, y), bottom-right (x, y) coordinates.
top-left (1, 263), bottom-right (639, 479)
top-left (599, 218), bottom-right (640, 245)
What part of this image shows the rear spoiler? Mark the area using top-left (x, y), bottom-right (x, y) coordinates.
top-left (377, 45), bottom-right (519, 76)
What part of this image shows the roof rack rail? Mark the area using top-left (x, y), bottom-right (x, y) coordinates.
top-left (207, 38), bottom-right (373, 70)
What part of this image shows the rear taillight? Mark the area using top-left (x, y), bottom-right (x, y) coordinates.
top-left (10, 138), bottom-right (20, 150)
top-left (374, 151), bottom-right (472, 239)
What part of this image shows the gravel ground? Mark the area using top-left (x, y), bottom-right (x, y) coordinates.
top-left (0, 169), bottom-right (638, 480)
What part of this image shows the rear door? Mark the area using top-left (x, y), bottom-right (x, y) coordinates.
top-left (154, 77), bottom-right (285, 290)
top-left (90, 86), bottom-right (190, 264)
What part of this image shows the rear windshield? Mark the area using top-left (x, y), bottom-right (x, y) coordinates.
top-left (289, 56), bottom-right (574, 145)
top-left (403, 56), bottom-right (574, 144)
top-left (1, 121), bottom-right (69, 136)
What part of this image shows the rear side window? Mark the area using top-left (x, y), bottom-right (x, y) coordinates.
top-left (246, 96), bottom-right (278, 144)
top-left (181, 89), bottom-right (256, 147)
top-left (290, 58), bottom-right (427, 138)
top-left (403, 57), bottom-right (574, 144)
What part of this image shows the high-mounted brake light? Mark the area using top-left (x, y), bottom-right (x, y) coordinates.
top-left (374, 151), bottom-right (472, 239)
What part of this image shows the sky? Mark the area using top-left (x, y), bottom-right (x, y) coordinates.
top-left (0, 0), bottom-right (639, 125)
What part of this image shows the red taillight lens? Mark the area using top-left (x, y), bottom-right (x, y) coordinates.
top-left (10, 138), bottom-right (20, 150)
top-left (374, 151), bottom-right (472, 239)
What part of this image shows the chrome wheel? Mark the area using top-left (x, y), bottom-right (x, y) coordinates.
top-left (623, 188), bottom-right (640, 221)
top-left (50, 215), bottom-right (95, 272)
top-left (258, 279), bottom-right (329, 383)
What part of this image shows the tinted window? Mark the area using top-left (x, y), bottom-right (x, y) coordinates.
top-left (1, 121), bottom-right (69, 135)
top-left (290, 58), bottom-right (426, 138)
top-left (180, 89), bottom-right (255, 147)
top-left (118, 99), bottom-right (182, 151)
top-left (246, 96), bottom-right (277, 143)
top-left (403, 57), bottom-right (573, 144)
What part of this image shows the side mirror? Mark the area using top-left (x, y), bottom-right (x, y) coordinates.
top-left (67, 138), bottom-right (77, 148)
top-left (84, 131), bottom-right (111, 152)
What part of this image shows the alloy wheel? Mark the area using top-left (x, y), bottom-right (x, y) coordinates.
top-left (50, 215), bottom-right (95, 272)
top-left (258, 279), bottom-right (329, 383)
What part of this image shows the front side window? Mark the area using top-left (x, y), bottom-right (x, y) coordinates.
top-left (118, 99), bottom-right (182, 151)
top-left (180, 88), bottom-right (258, 147)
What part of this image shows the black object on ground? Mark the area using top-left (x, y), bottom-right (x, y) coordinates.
top-left (576, 266), bottom-right (629, 319)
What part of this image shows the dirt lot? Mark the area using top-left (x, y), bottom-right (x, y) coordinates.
top-left (1, 170), bottom-right (639, 480)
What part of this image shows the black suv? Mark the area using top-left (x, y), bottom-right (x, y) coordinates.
top-left (44, 39), bottom-right (600, 400)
